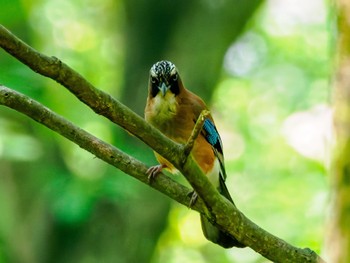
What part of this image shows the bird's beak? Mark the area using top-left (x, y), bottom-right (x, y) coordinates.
top-left (159, 82), bottom-right (169, 96)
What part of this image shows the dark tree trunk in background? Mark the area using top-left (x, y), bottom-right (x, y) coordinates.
top-left (121, 0), bottom-right (263, 115)
top-left (117, 2), bottom-right (263, 262)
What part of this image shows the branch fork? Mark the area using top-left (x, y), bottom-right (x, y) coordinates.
top-left (0, 25), bottom-right (326, 263)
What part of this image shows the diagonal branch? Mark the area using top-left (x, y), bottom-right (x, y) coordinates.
top-left (0, 25), bottom-right (325, 263)
top-left (0, 24), bottom-right (182, 165)
top-left (0, 85), bottom-right (205, 213)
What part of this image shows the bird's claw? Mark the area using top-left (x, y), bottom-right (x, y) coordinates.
top-left (146, 164), bottom-right (165, 183)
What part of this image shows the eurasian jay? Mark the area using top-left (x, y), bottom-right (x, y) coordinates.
top-left (144, 60), bottom-right (244, 248)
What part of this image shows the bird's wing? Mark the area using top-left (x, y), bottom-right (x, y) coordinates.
top-left (202, 118), bottom-right (227, 180)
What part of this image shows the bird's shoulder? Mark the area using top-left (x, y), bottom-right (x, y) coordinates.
top-left (178, 88), bottom-right (210, 120)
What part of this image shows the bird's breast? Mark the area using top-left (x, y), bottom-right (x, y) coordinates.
top-left (149, 93), bottom-right (177, 121)
top-left (146, 93), bottom-right (183, 137)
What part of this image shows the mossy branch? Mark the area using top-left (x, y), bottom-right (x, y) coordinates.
top-left (0, 85), bottom-right (204, 212)
top-left (0, 25), bottom-right (325, 263)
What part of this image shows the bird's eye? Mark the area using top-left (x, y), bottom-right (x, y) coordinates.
top-left (151, 77), bottom-right (157, 84)
top-left (171, 74), bottom-right (178, 82)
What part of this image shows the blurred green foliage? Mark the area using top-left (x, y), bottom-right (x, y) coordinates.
top-left (0, 0), bottom-right (331, 262)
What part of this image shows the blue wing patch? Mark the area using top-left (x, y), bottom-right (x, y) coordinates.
top-left (203, 118), bottom-right (223, 154)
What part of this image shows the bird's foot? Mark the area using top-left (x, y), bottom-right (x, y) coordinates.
top-left (188, 190), bottom-right (198, 208)
top-left (146, 164), bottom-right (165, 183)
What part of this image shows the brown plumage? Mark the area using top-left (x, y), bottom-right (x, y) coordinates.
top-left (146, 80), bottom-right (214, 173)
top-left (145, 60), bottom-right (245, 248)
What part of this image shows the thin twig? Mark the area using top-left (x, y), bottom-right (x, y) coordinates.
top-left (183, 110), bottom-right (210, 157)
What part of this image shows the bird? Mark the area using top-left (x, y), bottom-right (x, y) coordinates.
top-left (144, 60), bottom-right (245, 248)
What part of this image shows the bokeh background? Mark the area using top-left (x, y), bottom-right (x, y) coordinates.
top-left (0, 0), bottom-right (332, 262)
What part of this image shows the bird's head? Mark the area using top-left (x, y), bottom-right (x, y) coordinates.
top-left (148, 60), bottom-right (182, 98)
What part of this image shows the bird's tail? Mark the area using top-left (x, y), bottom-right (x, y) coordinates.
top-left (200, 179), bottom-right (245, 248)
